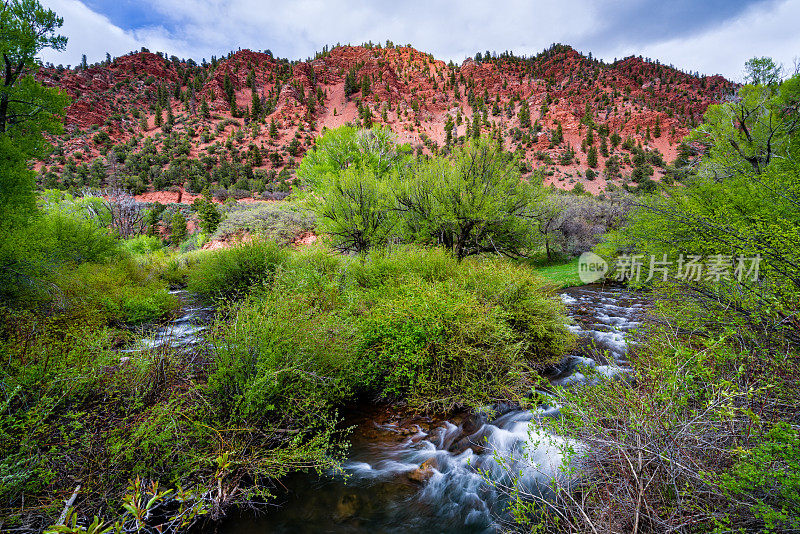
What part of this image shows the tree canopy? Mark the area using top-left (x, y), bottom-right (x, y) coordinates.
top-left (0, 0), bottom-right (69, 230)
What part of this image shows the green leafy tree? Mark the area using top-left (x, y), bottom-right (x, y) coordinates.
top-left (744, 56), bottom-right (782, 87)
top-left (0, 0), bottom-right (69, 230)
top-left (395, 136), bottom-right (541, 261)
top-left (299, 126), bottom-right (407, 253)
top-left (612, 70), bottom-right (800, 345)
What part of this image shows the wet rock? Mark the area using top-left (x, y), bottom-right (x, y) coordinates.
top-left (407, 457), bottom-right (438, 484)
top-left (398, 424), bottom-right (422, 436)
top-left (332, 493), bottom-right (360, 522)
top-left (450, 428), bottom-right (490, 455)
top-left (461, 412), bottom-right (488, 436)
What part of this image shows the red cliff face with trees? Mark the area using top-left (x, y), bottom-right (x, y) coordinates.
top-left (36, 43), bottom-right (737, 197)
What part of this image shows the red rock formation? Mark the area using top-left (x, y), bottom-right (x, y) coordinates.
top-left (36, 44), bottom-right (737, 195)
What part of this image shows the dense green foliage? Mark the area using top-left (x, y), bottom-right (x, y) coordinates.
top-left (301, 127), bottom-right (557, 259)
top-left (298, 126), bottom-right (408, 252)
top-left (212, 201), bottom-right (316, 245)
top-left (208, 244), bottom-right (573, 416)
top-left (609, 72), bottom-right (800, 347)
top-left (187, 240), bottom-right (289, 299)
top-left (7, 3), bottom-right (797, 530)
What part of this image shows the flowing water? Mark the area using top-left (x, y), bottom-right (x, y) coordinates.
top-left (220, 283), bottom-right (649, 534)
top-left (123, 290), bottom-right (214, 352)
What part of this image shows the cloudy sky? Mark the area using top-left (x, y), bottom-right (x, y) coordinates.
top-left (39, 0), bottom-right (800, 81)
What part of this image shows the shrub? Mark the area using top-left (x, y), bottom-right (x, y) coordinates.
top-left (0, 211), bottom-right (120, 305)
top-left (121, 235), bottom-right (164, 255)
top-left (57, 260), bottom-right (178, 324)
top-left (213, 202), bottom-right (316, 245)
top-left (208, 245), bottom-right (574, 419)
top-left (187, 240), bottom-right (290, 300)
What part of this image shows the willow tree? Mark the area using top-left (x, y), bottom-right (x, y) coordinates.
top-left (395, 136), bottom-right (542, 261)
top-left (299, 126), bottom-right (408, 253)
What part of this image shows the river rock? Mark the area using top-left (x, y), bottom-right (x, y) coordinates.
top-left (408, 457), bottom-right (438, 484)
top-left (450, 428), bottom-right (490, 455)
top-left (332, 493), bottom-right (360, 522)
top-left (460, 413), bottom-right (488, 435)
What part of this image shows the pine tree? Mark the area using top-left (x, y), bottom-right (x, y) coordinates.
top-left (445, 114), bottom-right (454, 146)
top-left (472, 115), bottom-right (480, 139)
top-left (251, 90), bottom-right (261, 118)
top-left (551, 122), bottom-right (563, 145)
top-left (587, 146), bottom-right (598, 168)
top-left (344, 68), bottom-right (358, 100)
top-left (171, 210), bottom-right (187, 243)
top-left (154, 104), bottom-right (163, 127)
top-left (269, 118), bottom-right (278, 139)
top-left (193, 190), bottom-right (221, 234)
top-left (223, 73), bottom-right (235, 103)
top-left (200, 98), bottom-right (210, 119)
top-left (610, 131), bottom-right (621, 148)
top-left (518, 104), bottom-right (531, 129)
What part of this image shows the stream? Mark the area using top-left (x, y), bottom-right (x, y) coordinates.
top-left (123, 290), bottom-right (215, 352)
top-left (215, 283), bottom-right (649, 534)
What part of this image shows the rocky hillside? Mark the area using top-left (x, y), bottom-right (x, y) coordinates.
top-left (35, 43), bottom-right (737, 198)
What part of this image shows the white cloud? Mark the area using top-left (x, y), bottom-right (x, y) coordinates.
top-left (598, 0), bottom-right (800, 81)
top-left (38, 0), bottom-right (800, 80)
top-left (38, 0), bottom-right (192, 66)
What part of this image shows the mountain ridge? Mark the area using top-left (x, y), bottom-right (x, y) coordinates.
top-left (35, 43), bottom-right (737, 197)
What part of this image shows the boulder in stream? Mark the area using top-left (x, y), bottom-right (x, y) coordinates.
top-left (408, 457), bottom-right (438, 484)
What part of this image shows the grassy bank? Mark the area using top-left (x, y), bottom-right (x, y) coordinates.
top-left (527, 257), bottom-right (583, 288)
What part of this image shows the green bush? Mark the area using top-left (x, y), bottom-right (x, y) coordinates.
top-left (0, 211), bottom-right (120, 305)
top-left (121, 235), bottom-right (164, 255)
top-left (208, 245), bottom-right (574, 420)
top-left (58, 260), bottom-right (178, 324)
top-left (178, 231), bottom-right (208, 253)
top-left (213, 202), bottom-right (316, 245)
top-left (187, 240), bottom-right (290, 300)
top-left (718, 422), bottom-right (800, 532)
